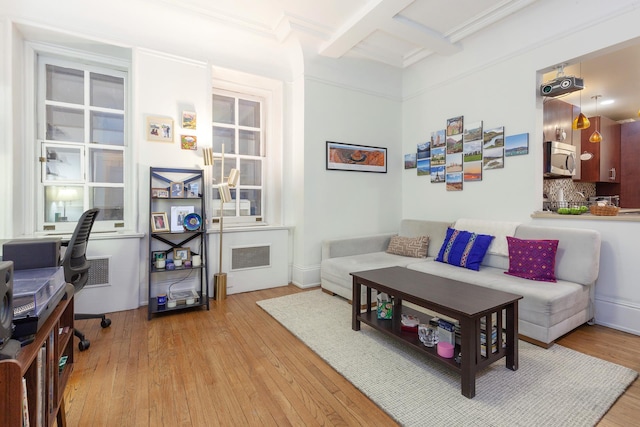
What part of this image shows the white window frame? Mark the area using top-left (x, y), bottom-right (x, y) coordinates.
top-left (29, 45), bottom-right (132, 234)
top-left (212, 88), bottom-right (265, 226)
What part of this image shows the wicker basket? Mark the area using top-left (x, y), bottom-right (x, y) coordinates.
top-left (589, 205), bottom-right (619, 216)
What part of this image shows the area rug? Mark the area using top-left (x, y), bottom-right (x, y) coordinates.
top-left (257, 290), bottom-right (637, 427)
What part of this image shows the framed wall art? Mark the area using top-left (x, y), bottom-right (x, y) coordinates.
top-left (182, 111), bottom-right (197, 129)
top-left (181, 135), bottom-right (197, 150)
top-left (326, 141), bottom-right (387, 173)
top-left (146, 116), bottom-right (174, 142)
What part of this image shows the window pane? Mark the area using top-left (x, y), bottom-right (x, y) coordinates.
top-left (239, 189), bottom-right (261, 216)
top-left (239, 130), bottom-right (260, 156)
top-left (45, 146), bottom-right (82, 181)
top-left (46, 106), bottom-right (84, 142)
top-left (212, 94), bottom-right (234, 124)
top-left (89, 148), bottom-right (123, 183)
top-left (91, 187), bottom-right (124, 220)
top-left (212, 189), bottom-right (236, 217)
top-left (238, 99), bottom-right (260, 127)
top-left (212, 159), bottom-right (235, 186)
top-left (213, 126), bottom-right (235, 153)
top-left (239, 159), bottom-right (262, 185)
top-left (44, 185), bottom-right (84, 222)
top-left (46, 65), bottom-right (83, 104)
top-left (91, 111), bottom-right (124, 145)
top-left (90, 72), bottom-right (124, 109)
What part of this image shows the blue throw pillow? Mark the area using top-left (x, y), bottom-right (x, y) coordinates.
top-left (436, 227), bottom-right (495, 271)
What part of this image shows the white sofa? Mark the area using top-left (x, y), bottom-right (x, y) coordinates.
top-left (320, 219), bottom-right (601, 347)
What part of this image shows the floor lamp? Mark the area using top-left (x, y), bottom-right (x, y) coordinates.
top-left (204, 144), bottom-right (239, 300)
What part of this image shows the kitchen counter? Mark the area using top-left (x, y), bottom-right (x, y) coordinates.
top-left (531, 210), bottom-right (640, 221)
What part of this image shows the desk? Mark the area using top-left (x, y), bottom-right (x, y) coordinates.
top-left (0, 283), bottom-right (74, 427)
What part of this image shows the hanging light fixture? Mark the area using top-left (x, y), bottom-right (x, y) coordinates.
top-left (589, 95), bottom-right (602, 143)
top-left (572, 63), bottom-right (590, 130)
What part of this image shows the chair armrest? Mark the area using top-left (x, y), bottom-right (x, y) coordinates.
top-left (322, 233), bottom-right (396, 260)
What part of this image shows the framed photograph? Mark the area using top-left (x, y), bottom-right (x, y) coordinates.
top-left (173, 247), bottom-right (191, 261)
top-left (180, 135), bottom-right (197, 150)
top-left (151, 187), bottom-right (169, 198)
top-left (151, 212), bottom-right (170, 232)
top-left (146, 116), bottom-right (174, 142)
top-left (186, 182), bottom-right (199, 198)
top-left (326, 141), bottom-right (387, 173)
top-left (170, 182), bottom-right (184, 198)
top-left (170, 205), bottom-right (194, 232)
top-left (182, 111), bottom-right (197, 130)
top-left (152, 251), bottom-right (166, 261)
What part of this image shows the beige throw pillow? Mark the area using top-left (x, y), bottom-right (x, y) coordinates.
top-left (386, 235), bottom-right (429, 258)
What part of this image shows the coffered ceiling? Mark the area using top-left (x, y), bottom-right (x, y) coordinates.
top-left (157, 0), bottom-right (538, 68)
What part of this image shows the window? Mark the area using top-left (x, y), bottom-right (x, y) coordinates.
top-left (37, 55), bottom-right (128, 233)
top-left (211, 90), bottom-right (264, 224)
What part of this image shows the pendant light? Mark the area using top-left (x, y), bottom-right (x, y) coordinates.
top-left (572, 63), bottom-right (591, 130)
top-left (589, 95), bottom-right (602, 143)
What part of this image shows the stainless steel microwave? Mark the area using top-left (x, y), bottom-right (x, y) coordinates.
top-left (544, 141), bottom-right (576, 177)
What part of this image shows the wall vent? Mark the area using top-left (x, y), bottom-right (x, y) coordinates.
top-left (87, 257), bottom-right (110, 287)
top-left (231, 245), bottom-right (270, 271)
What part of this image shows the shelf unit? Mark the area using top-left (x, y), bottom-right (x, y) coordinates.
top-left (0, 283), bottom-right (75, 427)
top-left (148, 167), bottom-right (209, 320)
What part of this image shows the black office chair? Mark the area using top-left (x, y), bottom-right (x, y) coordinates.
top-left (60, 208), bottom-right (111, 351)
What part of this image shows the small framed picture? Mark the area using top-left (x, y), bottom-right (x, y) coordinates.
top-left (152, 251), bottom-right (166, 261)
top-left (151, 212), bottom-right (170, 232)
top-left (181, 135), bottom-right (197, 150)
top-left (173, 247), bottom-right (191, 261)
top-left (146, 116), bottom-right (174, 142)
top-left (170, 205), bottom-right (194, 232)
top-left (170, 182), bottom-right (184, 198)
top-left (182, 111), bottom-right (197, 130)
top-left (186, 182), bottom-right (199, 198)
top-left (151, 187), bottom-right (169, 198)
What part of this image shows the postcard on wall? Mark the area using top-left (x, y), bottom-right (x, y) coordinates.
top-left (404, 153), bottom-right (417, 169)
top-left (483, 126), bottom-right (505, 170)
top-left (446, 116), bottom-right (464, 136)
top-left (182, 111), bottom-right (197, 129)
top-left (181, 135), bottom-right (197, 150)
top-left (505, 133), bottom-right (529, 156)
top-left (417, 157), bottom-right (430, 176)
top-left (431, 129), bottom-right (446, 148)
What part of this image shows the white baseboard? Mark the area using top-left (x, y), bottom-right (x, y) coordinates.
top-left (594, 296), bottom-right (640, 336)
top-left (291, 263), bottom-right (320, 288)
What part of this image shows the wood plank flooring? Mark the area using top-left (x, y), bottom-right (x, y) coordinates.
top-left (62, 285), bottom-right (639, 426)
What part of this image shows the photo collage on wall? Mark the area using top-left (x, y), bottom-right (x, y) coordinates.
top-left (403, 114), bottom-right (529, 192)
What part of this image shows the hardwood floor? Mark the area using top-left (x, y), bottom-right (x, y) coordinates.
top-left (62, 285), bottom-right (639, 426)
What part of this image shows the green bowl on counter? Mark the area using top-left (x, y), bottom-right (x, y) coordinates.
top-left (557, 206), bottom-right (589, 215)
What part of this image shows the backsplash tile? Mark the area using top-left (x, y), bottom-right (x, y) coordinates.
top-left (543, 178), bottom-right (595, 202)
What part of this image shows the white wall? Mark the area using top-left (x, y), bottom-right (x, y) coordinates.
top-left (293, 77), bottom-right (402, 287)
top-left (401, 0), bottom-right (640, 334)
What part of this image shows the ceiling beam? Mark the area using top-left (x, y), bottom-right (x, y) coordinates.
top-left (319, 0), bottom-right (416, 58)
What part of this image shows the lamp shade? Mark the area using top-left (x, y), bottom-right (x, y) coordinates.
top-left (572, 113), bottom-right (590, 130)
top-left (218, 183), bottom-right (232, 203)
top-left (57, 187), bottom-right (78, 202)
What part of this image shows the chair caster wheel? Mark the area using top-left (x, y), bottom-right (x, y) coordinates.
top-left (79, 340), bottom-right (90, 351)
top-left (101, 318), bottom-right (112, 328)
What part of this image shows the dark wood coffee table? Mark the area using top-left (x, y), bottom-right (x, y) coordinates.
top-left (351, 266), bottom-right (522, 398)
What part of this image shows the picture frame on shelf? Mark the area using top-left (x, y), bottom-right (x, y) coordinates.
top-left (173, 247), bottom-right (191, 261)
top-left (186, 182), bottom-right (199, 198)
top-left (170, 205), bottom-right (194, 232)
top-left (151, 212), bottom-right (170, 232)
top-left (170, 182), bottom-right (184, 198)
top-left (326, 141), bottom-right (387, 173)
top-left (146, 116), bottom-right (174, 142)
top-left (151, 187), bottom-right (169, 198)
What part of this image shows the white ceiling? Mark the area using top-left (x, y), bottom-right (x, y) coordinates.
top-left (157, 0), bottom-right (539, 68)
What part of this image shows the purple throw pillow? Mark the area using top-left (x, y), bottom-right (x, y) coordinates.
top-left (505, 236), bottom-right (559, 282)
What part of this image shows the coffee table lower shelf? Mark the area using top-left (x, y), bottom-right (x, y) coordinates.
top-left (357, 306), bottom-right (462, 371)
